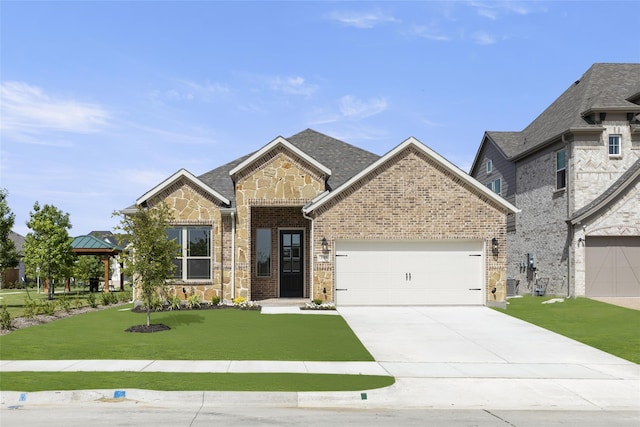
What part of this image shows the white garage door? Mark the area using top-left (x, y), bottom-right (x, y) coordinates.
top-left (335, 240), bottom-right (484, 306)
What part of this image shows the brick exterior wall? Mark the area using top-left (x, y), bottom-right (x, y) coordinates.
top-left (311, 147), bottom-right (509, 304)
top-left (508, 114), bottom-right (640, 297)
top-left (508, 142), bottom-right (570, 296)
top-left (139, 142), bottom-right (511, 305)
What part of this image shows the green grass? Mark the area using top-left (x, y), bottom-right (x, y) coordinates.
top-left (495, 296), bottom-right (640, 364)
top-left (0, 288), bottom-right (121, 317)
top-left (0, 304), bottom-right (373, 361)
top-left (0, 305), bottom-right (387, 392)
top-left (1, 372), bottom-right (394, 392)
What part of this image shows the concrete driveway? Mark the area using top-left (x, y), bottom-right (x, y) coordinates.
top-left (301, 306), bottom-right (640, 410)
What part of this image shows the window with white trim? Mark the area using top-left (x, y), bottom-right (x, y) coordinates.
top-left (556, 148), bottom-right (566, 190)
top-left (486, 178), bottom-right (502, 195)
top-left (608, 134), bottom-right (621, 156)
top-left (167, 226), bottom-right (211, 280)
top-left (486, 159), bottom-right (493, 174)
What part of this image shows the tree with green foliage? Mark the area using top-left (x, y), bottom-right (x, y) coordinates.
top-left (114, 203), bottom-right (178, 327)
top-left (23, 202), bottom-right (75, 300)
top-left (73, 255), bottom-right (104, 287)
top-left (0, 189), bottom-right (20, 288)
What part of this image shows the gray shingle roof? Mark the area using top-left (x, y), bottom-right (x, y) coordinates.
top-left (197, 129), bottom-right (380, 205)
top-left (487, 63), bottom-right (640, 159)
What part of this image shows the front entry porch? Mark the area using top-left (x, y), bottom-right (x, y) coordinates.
top-left (250, 206), bottom-right (311, 301)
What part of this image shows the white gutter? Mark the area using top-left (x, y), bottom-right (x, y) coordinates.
top-left (230, 210), bottom-right (236, 301)
top-left (302, 210), bottom-right (314, 301)
top-left (220, 208), bottom-right (237, 302)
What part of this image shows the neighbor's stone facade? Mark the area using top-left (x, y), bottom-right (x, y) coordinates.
top-left (508, 114), bottom-right (640, 297)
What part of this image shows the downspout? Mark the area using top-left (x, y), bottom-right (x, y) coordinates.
top-left (231, 210), bottom-right (236, 301)
top-left (302, 210), bottom-right (314, 301)
top-left (563, 133), bottom-right (572, 299)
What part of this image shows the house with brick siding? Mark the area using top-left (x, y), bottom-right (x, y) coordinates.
top-left (470, 63), bottom-right (640, 298)
top-left (125, 129), bottom-right (517, 306)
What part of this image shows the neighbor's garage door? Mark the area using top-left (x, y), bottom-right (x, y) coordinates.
top-left (335, 240), bottom-right (484, 306)
top-left (586, 237), bottom-right (640, 297)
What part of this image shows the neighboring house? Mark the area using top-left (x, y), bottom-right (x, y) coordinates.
top-left (470, 63), bottom-right (640, 298)
top-left (124, 129), bottom-right (517, 306)
top-left (1, 231), bottom-right (25, 288)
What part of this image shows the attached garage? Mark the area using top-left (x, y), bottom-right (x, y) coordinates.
top-left (335, 240), bottom-right (485, 306)
top-left (586, 237), bottom-right (640, 297)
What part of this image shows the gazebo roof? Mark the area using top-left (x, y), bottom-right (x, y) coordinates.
top-left (71, 234), bottom-right (124, 256)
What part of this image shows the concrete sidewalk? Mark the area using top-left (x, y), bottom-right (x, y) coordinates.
top-left (0, 359), bottom-right (386, 375)
top-left (1, 306), bottom-right (639, 411)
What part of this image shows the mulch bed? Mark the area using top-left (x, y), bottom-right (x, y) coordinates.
top-left (125, 324), bottom-right (171, 333)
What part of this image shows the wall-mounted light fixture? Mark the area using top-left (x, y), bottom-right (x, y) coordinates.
top-left (321, 237), bottom-right (329, 252)
top-left (492, 237), bottom-right (499, 252)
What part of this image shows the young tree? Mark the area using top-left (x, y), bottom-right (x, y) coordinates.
top-left (23, 202), bottom-right (75, 300)
top-left (73, 255), bottom-right (104, 287)
top-left (0, 189), bottom-right (20, 287)
top-left (114, 203), bottom-right (178, 327)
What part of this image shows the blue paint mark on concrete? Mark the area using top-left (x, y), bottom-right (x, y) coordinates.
top-left (19, 393), bottom-right (27, 402)
top-left (114, 390), bottom-right (126, 399)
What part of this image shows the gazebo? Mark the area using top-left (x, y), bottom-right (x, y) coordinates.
top-left (71, 234), bottom-right (125, 292)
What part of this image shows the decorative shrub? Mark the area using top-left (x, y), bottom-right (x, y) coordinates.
top-left (59, 294), bottom-right (72, 314)
top-left (0, 304), bottom-right (12, 330)
top-left (234, 299), bottom-right (261, 311)
top-left (23, 297), bottom-right (38, 319)
top-left (232, 296), bottom-right (246, 305)
top-left (86, 292), bottom-right (98, 308)
top-left (302, 301), bottom-right (336, 311)
top-left (167, 294), bottom-right (182, 311)
top-left (313, 298), bottom-right (323, 305)
top-left (210, 295), bottom-right (221, 305)
top-left (39, 300), bottom-right (57, 316)
top-left (187, 294), bottom-right (202, 309)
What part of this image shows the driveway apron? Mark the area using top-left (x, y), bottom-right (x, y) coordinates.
top-left (328, 306), bottom-right (640, 410)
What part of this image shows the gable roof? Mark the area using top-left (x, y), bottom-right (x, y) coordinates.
top-left (473, 63), bottom-right (640, 166)
top-left (136, 168), bottom-right (231, 207)
top-left (197, 129), bottom-right (380, 206)
top-left (304, 137), bottom-right (519, 215)
top-left (229, 135), bottom-right (332, 178)
top-left (71, 234), bottom-right (124, 256)
top-left (569, 157), bottom-right (640, 225)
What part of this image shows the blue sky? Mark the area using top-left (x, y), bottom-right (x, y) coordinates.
top-left (1, 1), bottom-right (639, 237)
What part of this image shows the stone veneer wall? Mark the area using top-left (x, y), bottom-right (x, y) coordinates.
top-left (233, 150), bottom-right (326, 300)
top-left (145, 178), bottom-right (225, 303)
top-left (311, 147), bottom-right (508, 304)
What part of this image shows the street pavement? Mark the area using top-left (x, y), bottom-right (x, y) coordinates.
top-left (1, 306), bottom-right (639, 412)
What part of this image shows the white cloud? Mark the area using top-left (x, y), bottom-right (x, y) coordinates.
top-left (329, 10), bottom-right (400, 29)
top-left (469, 1), bottom-right (535, 20)
top-left (0, 81), bottom-right (110, 135)
top-left (472, 31), bottom-right (498, 45)
top-left (268, 76), bottom-right (317, 96)
top-left (408, 25), bottom-right (451, 41)
top-left (152, 80), bottom-right (229, 102)
top-left (340, 95), bottom-right (388, 120)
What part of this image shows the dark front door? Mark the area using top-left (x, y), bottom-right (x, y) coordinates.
top-left (280, 230), bottom-right (304, 297)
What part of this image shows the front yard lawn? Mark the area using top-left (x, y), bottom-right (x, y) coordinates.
top-left (494, 296), bottom-right (640, 364)
top-left (1, 372), bottom-right (394, 392)
top-left (0, 304), bottom-right (374, 361)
